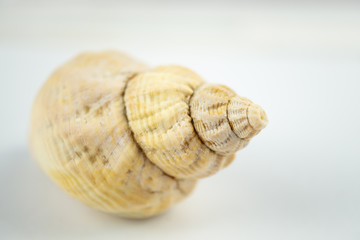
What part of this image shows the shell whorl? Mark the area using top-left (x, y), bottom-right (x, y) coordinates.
top-left (190, 84), bottom-right (268, 155)
top-left (30, 52), bottom-right (197, 218)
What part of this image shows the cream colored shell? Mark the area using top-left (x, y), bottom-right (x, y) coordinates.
top-left (30, 51), bottom-right (267, 218)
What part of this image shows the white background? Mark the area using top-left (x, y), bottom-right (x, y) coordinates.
top-left (0, 1), bottom-right (359, 239)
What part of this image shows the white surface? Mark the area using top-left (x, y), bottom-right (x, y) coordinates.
top-left (0, 1), bottom-right (360, 239)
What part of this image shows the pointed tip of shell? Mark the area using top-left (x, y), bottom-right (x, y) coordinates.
top-left (227, 95), bottom-right (267, 141)
top-left (247, 103), bottom-right (268, 131)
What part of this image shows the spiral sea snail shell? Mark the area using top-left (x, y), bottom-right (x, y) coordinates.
top-left (30, 51), bottom-right (268, 218)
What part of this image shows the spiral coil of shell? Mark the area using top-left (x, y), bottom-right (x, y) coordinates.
top-left (30, 51), bottom-right (267, 218)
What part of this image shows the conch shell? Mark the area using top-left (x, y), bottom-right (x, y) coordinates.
top-left (30, 51), bottom-right (267, 218)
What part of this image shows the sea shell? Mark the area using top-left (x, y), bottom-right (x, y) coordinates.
top-left (30, 51), bottom-right (268, 218)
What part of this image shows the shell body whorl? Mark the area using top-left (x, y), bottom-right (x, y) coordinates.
top-left (30, 51), bottom-right (267, 218)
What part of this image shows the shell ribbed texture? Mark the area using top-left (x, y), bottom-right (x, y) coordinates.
top-left (30, 51), bottom-right (267, 218)
top-left (190, 84), bottom-right (248, 155)
top-left (125, 66), bottom-right (235, 179)
top-left (30, 52), bottom-right (196, 218)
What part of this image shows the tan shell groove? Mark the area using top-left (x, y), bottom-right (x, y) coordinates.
top-left (29, 51), bottom-right (268, 218)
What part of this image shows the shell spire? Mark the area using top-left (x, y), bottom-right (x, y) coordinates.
top-left (190, 84), bottom-right (268, 156)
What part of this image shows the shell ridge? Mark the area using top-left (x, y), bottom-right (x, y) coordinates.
top-left (190, 84), bottom-right (241, 155)
top-left (122, 72), bottom-right (190, 196)
top-left (226, 99), bottom-right (250, 140)
top-left (188, 83), bottom-right (221, 156)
